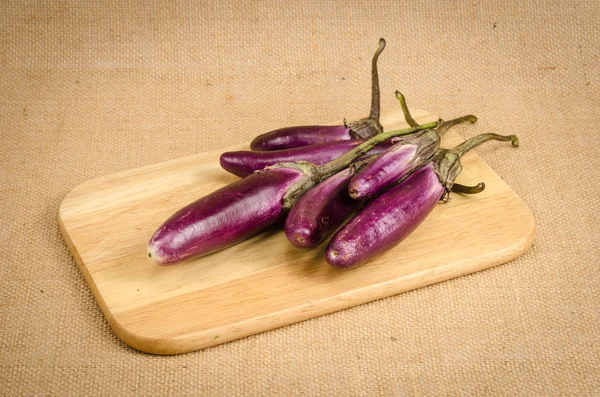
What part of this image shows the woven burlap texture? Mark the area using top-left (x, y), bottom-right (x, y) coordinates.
top-left (1, 0), bottom-right (599, 395)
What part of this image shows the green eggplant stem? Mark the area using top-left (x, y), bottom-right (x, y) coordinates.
top-left (434, 132), bottom-right (519, 203)
top-left (395, 90), bottom-right (419, 128)
top-left (451, 182), bottom-right (486, 194)
top-left (454, 133), bottom-right (519, 158)
top-left (394, 90), bottom-right (477, 135)
top-left (317, 121), bottom-right (439, 179)
top-left (281, 121), bottom-right (439, 210)
top-left (437, 115), bottom-right (478, 136)
top-left (369, 38), bottom-right (386, 121)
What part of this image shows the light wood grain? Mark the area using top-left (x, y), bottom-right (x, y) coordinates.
top-left (59, 107), bottom-right (535, 355)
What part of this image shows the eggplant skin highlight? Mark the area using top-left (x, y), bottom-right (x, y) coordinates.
top-left (326, 163), bottom-right (444, 269)
top-left (147, 168), bottom-right (303, 265)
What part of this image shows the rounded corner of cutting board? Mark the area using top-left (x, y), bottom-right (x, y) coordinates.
top-left (107, 315), bottom-right (178, 355)
top-left (108, 313), bottom-right (226, 355)
top-left (58, 178), bottom-right (97, 222)
top-left (510, 195), bottom-right (537, 259)
top-left (482, 161), bottom-right (537, 264)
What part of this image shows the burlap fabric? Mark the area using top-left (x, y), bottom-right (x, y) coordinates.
top-left (1, 1), bottom-right (599, 395)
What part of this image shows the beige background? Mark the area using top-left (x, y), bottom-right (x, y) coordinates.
top-left (1, 0), bottom-right (599, 395)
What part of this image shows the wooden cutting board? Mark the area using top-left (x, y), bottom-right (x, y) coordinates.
top-left (59, 107), bottom-right (535, 355)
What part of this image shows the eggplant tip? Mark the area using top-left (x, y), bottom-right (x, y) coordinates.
top-left (293, 233), bottom-right (307, 247)
top-left (326, 246), bottom-right (360, 269)
top-left (287, 230), bottom-right (318, 249)
top-left (146, 245), bottom-right (164, 265)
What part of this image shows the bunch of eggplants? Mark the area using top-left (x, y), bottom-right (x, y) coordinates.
top-left (147, 40), bottom-right (520, 269)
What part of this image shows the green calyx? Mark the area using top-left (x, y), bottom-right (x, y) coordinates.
top-left (434, 133), bottom-right (519, 201)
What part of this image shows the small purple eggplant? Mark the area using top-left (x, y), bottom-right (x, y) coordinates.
top-left (285, 168), bottom-right (360, 248)
top-left (220, 138), bottom-right (397, 178)
top-left (348, 92), bottom-right (477, 199)
top-left (249, 39), bottom-right (386, 151)
top-left (147, 168), bottom-right (303, 265)
top-left (148, 121), bottom-right (439, 265)
top-left (348, 129), bottom-right (440, 199)
top-left (250, 125), bottom-right (353, 152)
top-left (326, 133), bottom-right (519, 269)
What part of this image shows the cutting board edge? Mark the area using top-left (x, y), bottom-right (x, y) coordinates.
top-left (58, 213), bottom-right (121, 339)
top-left (106, 215), bottom-right (535, 355)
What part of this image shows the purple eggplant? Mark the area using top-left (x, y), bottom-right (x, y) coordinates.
top-left (147, 168), bottom-right (303, 265)
top-left (249, 39), bottom-right (386, 151)
top-left (326, 133), bottom-right (519, 269)
top-left (348, 92), bottom-right (478, 199)
top-left (327, 163), bottom-right (444, 268)
top-left (220, 139), bottom-right (397, 178)
top-left (250, 125), bottom-right (353, 151)
top-left (348, 129), bottom-right (439, 199)
top-left (148, 120), bottom-right (439, 265)
top-left (285, 168), bottom-right (360, 248)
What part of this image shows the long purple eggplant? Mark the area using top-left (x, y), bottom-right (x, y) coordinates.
top-left (326, 133), bottom-right (519, 269)
top-left (147, 168), bottom-right (303, 265)
top-left (285, 168), bottom-right (360, 248)
top-left (348, 92), bottom-right (478, 199)
top-left (249, 39), bottom-right (386, 151)
top-left (148, 121), bottom-right (439, 265)
top-left (220, 138), bottom-right (397, 178)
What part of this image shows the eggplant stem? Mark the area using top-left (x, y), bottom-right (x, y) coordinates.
top-left (346, 39), bottom-right (386, 139)
top-left (368, 38), bottom-right (386, 121)
top-left (281, 121), bottom-right (439, 210)
top-left (451, 182), bottom-right (486, 194)
top-left (317, 121), bottom-right (438, 179)
top-left (432, 133), bottom-right (518, 205)
top-left (454, 133), bottom-right (519, 158)
top-left (395, 90), bottom-right (419, 128)
top-left (436, 114), bottom-right (478, 137)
